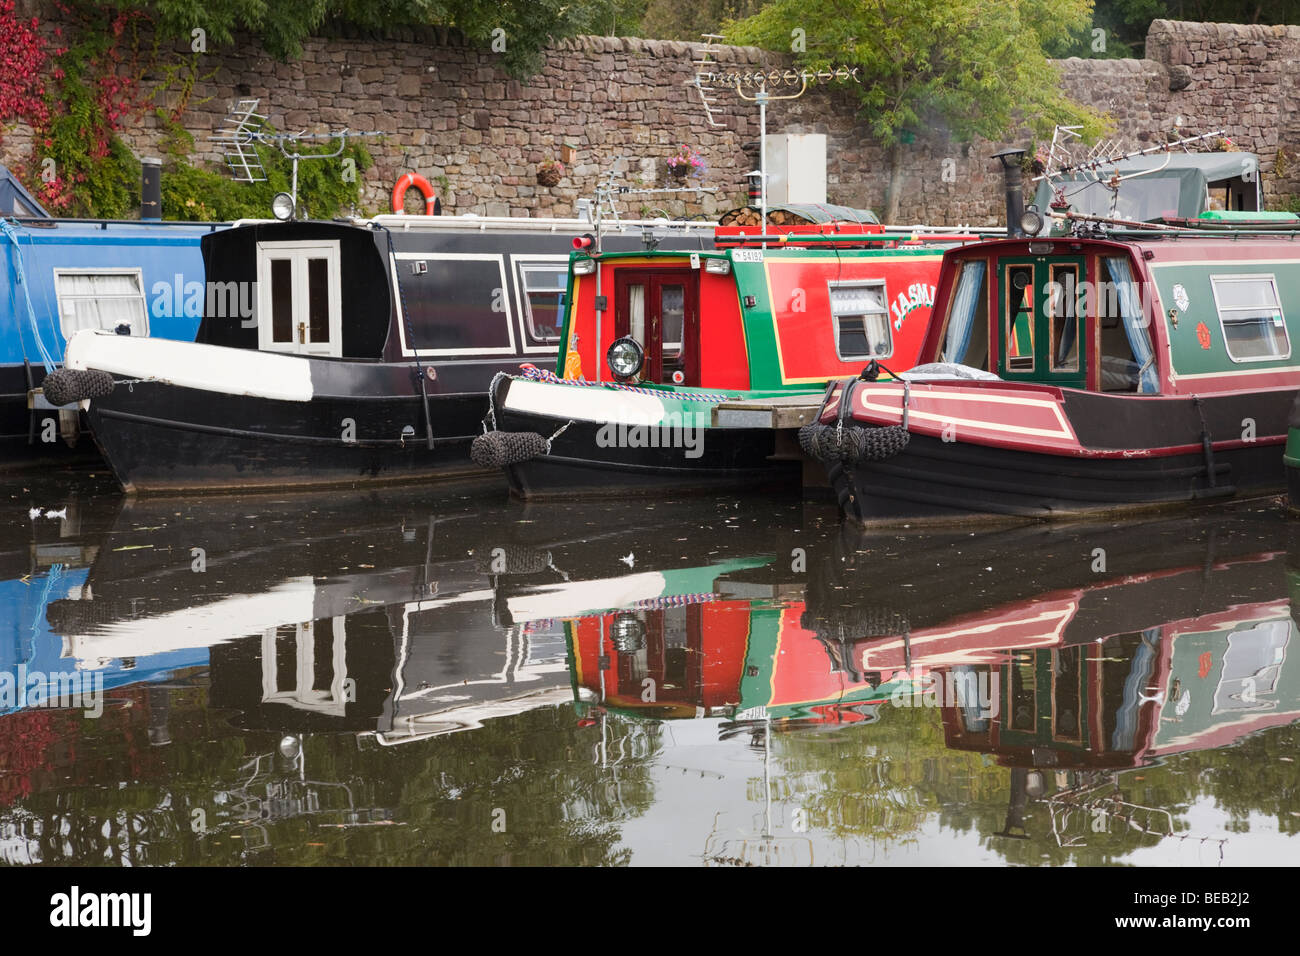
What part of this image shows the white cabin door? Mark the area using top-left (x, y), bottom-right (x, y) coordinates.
top-left (255, 240), bottom-right (342, 357)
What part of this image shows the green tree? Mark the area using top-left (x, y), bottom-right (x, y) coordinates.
top-left (109, 0), bottom-right (648, 72)
top-left (726, 0), bottom-right (1111, 223)
top-left (637, 0), bottom-right (767, 41)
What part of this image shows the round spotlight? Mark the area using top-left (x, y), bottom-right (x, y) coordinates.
top-left (1025, 770), bottom-right (1047, 798)
top-left (278, 735), bottom-right (302, 760)
top-left (271, 192), bottom-right (296, 221)
top-left (610, 612), bottom-right (647, 652)
top-left (1019, 204), bottom-right (1045, 237)
top-left (606, 336), bottom-right (644, 379)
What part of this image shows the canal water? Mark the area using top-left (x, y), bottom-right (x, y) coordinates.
top-left (2, 470), bottom-right (1298, 866)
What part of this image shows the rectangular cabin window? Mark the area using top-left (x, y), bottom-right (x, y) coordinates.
top-left (941, 259), bottom-right (989, 369)
top-left (1052, 645), bottom-right (1082, 740)
top-left (1211, 274), bottom-right (1290, 362)
top-left (54, 270), bottom-right (149, 339)
top-left (829, 281), bottom-right (891, 360)
top-left (307, 257), bottom-right (330, 344)
top-left (519, 262), bottom-right (567, 344)
top-left (1009, 651), bottom-right (1036, 732)
top-left (269, 258), bottom-right (293, 343)
top-left (395, 254), bottom-right (515, 354)
top-left (1047, 264), bottom-right (1080, 372)
top-left (1004, 264), bottom-right (1035, 371)
top-left (660, 284), bottom-right (685, 359)
top-left (627, 284), bottom-right (646, 343)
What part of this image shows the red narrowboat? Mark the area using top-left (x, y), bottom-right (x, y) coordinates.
top-left (810, 221), bottom-right (1300, 522)
top-left (475, 222), bottom-right (983, 497)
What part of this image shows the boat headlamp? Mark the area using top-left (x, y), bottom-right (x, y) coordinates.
top-left (607, 336), bottom-right (644, 379)
top-left (704, 258), bottom-right (731, 275)
top-left (271, 192), bottom-right (296, 221)
top-left (572, 257), bottom-right (596, 275)
top-left (1019, 204), bottom-right (1045, 237)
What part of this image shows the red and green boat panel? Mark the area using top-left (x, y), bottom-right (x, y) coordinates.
top-left (556, 238), bottom-right (957, 398)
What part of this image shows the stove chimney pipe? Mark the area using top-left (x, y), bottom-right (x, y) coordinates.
top-left (992, 148), bottom-right (1028, 238)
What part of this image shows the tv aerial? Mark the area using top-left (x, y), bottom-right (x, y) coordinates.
top-left (210, 98), bottom-right (385, 215)
top-left (690, 36), bottom-right (862, 246)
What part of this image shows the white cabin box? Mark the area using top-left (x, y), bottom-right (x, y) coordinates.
top-left (764, 133), bottom-right (827, 205)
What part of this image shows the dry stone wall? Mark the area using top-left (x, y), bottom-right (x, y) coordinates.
top-left (4, 17), bottom-right (1299, 225)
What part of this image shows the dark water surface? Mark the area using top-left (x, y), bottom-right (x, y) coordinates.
top-left (2, 470), bottom-right (1298, 866)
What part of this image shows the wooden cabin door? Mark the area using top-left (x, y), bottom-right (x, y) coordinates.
top-left (613, 270), bottom-right (700, 385)
top-left (996, 257), bottom-right (1087, 389)
top-left (255, 241), bottom-right (343, 358)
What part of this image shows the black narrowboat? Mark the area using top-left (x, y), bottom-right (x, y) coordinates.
top-left (57, 214), bottom-right (713, 492)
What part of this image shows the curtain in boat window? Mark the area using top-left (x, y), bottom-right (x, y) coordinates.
top-left (942, 260), bottom-right (985, 364)
top-left (55, 272), bottom-right (148, 339)
top-left (1104, 256), bottom-right (1158, 394)
top-left (1112, 627), bottom-right (1160, 752)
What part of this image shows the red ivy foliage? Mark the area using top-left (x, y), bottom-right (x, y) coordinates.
top-left (0, 0), bottom-right (51, 136)
top-left (1, 1), bottom-right (151, 212)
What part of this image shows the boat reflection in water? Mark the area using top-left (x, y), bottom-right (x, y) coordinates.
top-left (556, 512), bottom-right (1300, 863)
top-left (4, 478), bottom-right (1299, 865)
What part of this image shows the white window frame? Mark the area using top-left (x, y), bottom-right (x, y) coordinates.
top-left (828, 278), bottom-right (892, 361)
top-left (53, 268), bottom-right (149, 339)
top-left (511, 255), bottom-right (570, 354)
top-left (391, 252), bottom-right (517, 357)
top-left (255, 240), bottom-right (343, 358)
top-left (1210, 273), bottom-right (1290, 364)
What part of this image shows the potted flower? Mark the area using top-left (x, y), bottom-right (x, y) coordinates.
top-left (537, 157), bottom-right (565, 187)
top-left (665, 144), bottom-right (705, 181)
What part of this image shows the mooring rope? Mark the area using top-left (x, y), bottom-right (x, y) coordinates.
top-left (1, 218), bottom-right (58, 373)
top-left (518, 363), bottom-right (732, 404)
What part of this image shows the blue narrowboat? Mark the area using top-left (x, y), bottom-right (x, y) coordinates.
top-left (1, 184), bottom-right (223, 468)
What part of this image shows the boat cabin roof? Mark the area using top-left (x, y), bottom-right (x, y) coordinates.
top-left (1034, 151), bottom-right (1262, 221)
top-left (922, 230), bottom-right (1300, 396)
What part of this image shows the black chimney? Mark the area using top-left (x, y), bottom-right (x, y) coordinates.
top-left (992, 148), bottom-right (1027, 238)
top-left (141, 157), bottom-right (161, 221)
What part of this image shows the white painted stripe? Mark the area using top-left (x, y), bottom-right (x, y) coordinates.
top-left (64, 329), bottom-right (314, 402)
top-left (62, 577), bottom-right (318, 662)
top-left (506, 571), bottom-right (668, 622)
top-left (858, 386), bottom-right (1075, 440)
top-left (503, 377), bottom-right (667, 425)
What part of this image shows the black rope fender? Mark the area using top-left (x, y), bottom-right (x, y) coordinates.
top-left (798, 374), bottom-right (912, 465)
top-left (40, 368), bottom-right (115, 407)
top-left (471, 372), bottom-right (573, 468)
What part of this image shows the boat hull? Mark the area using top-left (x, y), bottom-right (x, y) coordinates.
top-left (84, 377), bottom-right (492, 494)
top-left (0, 364), bottom-right (100, 471)
top-left (829, 432), bottom-right (1286, 524)
top-left (823, 382), bottom-right (1296, 524)
top-left (491, 377), bottom-right (801, 499)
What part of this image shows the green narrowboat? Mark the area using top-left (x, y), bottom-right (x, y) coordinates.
top-left (472, 222), bottom-right (982, 497)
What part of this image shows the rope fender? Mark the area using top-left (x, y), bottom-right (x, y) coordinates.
top-left (798, 377), bottom-right (911, 464)
top-left (471, 430), bottom-right (551, 468)
top-left (40, 368), bottom-right (115, 407)
top-left (472, 371), bottom-right (572, 468)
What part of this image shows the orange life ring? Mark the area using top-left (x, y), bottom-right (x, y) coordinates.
top-left (391, 172), bottom-right (441, 215)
